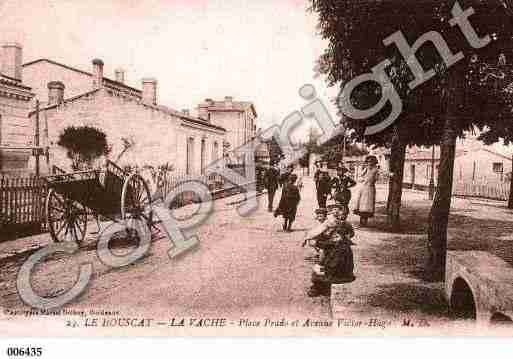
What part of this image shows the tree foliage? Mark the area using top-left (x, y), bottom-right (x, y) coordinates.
top-left (57, 125), bottom-right (111, 170)
top-left (309, 0), bottom-right (513, 277)
top-left (310, 0), bottom-right (513, 146)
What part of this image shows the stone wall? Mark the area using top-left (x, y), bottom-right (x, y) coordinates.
top-left (37, 88), bottom-right (225, 174)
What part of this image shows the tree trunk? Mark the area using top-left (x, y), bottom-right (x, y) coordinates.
top-left (508, 154), bottom-right (513, 209)
top-left (386, 131), bottom-right (407, 232)
top-left (427, 115), bottom-right (457, 282)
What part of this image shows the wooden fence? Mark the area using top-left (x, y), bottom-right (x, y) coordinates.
top-left (0, 165), bottom-right (264, 239)
top-left (452, 181), bottom-right (510, 201)
top-left (0, 176), bottom-right (47, 238)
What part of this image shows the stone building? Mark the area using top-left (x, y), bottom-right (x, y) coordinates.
top-left (25, 58), bottom-right (226, 175)
top-left (196, 96), bottom-right (257, 153)
top-left (0, 43), bottom-right (35, 175)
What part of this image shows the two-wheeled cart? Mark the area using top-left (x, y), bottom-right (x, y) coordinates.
top-left (43, 160), bottom-right (152, 243)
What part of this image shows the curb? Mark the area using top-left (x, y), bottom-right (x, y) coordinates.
top-left (0, 243), bottom-right (46, 265)
top-left (0, 187), bottom-right (265, 265)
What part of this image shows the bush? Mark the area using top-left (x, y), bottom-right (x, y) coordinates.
top-left (57, 126), bottom-right (111, 170)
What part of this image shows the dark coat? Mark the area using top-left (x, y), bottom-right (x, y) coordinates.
top-left (331, 175), bottom-right (356, 205)
top-left (264, 167), bottom-right (280, 191)
top-left (317, 172), bottom-right (332, 195)
top-left (274, 183), bottom-right (301, 219)
top-left (317, 222), bottom-right (355, 283)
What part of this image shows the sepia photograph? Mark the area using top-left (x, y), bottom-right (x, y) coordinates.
top-left (1, 0), bottom-right (513, 351)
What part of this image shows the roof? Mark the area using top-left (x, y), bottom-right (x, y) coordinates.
top-left (405, 147), bottom-right (511, 161)
top-left (156, 104), bottom-right (226, 132)
top-left (30, 87), bottom-right (226, 132)
top-left (204, 100), bottom-right (258, 117)
top-left (22, 58), bottom-right (142, 95)
top-left (29, 89), bottom-right (100, 115)
top-left (0, 73), bottom-right (32, 91)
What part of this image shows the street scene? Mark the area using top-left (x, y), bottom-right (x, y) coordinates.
top-left (1, 0), bottom-right (513, 339)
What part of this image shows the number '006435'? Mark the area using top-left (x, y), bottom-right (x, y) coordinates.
top-left (6, 347), bottom-right (43, 357)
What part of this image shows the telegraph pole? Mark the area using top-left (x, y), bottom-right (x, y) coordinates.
top-left (34, 100), bottom-right (40, 177)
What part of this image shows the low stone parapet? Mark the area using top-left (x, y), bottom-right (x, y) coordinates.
top-left (446, 251), bottom-right (513, 324)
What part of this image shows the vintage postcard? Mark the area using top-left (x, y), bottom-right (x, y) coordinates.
top-left (1, 0), bottom-right (513, 344)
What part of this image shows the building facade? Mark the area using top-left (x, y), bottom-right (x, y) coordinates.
top-left (404, 137), bottom-right (512, 187)
top-left (0, 43), bottom-right (35, 175)
top-left (197, 96), bottom-right (257, 153)
top-left (25, 58), bottom-right (226, 175)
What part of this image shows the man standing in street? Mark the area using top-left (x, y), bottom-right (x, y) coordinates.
top-left (264, 164), bottom-right (280, 212)
top-left (316, 165), bottom-right (331, 208)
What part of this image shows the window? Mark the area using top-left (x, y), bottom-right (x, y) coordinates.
top-left (200, 139), bottom-right (206, 174)
top-left (493, 162), bottom-right (503, 173)
top-left (212, 141), bottom-right (219, 162)
top-left (186, 137), bottom-right (194, 175)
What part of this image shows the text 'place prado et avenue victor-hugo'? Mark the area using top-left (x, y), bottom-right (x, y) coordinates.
top-left (1, 0), bottom-right (513, 338)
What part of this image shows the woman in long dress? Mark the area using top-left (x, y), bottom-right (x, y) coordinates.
top-left (353, 155), bottom-right (379, 227)
top-left (274, 173), bottom-right (301, 232)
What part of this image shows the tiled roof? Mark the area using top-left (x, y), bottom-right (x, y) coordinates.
top-left (204, 100), bottom-right (257, 117)
top-left (29, 89), bottom-right (100, 116)
top-left (156, 104), bottom-right (226, 132)
top-left (0, 73), bottom-right (32, 90)
top-left (29, 88), bottom-right (226, 132)
top-left (22, 58), bottom-right (142, 95)
top-left (405, 147), bottom-right (510, 161)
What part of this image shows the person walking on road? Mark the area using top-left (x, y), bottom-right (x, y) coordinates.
top-left (316, 169), bottom-right (331, 208)
top-left (274, 173), bottom-right (301, 232)
top-left (264, 164), bottom-right (280, 212)
top-left (353, 155), bottom-right (379, 227)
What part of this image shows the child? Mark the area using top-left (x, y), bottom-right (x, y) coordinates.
top-left (331, 165), bottom-right (356, 209)
top-left (274, 174), bottom-right (301, 232)
top-left (303, 208), bottom-right (328, 261)
top-left (307, 205), bottom-right (356, 297)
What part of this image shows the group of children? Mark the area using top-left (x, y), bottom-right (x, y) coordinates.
top-left (265, 161), bottom-right (357, 297)
top-left (303, 204), bottom-right (356, 297)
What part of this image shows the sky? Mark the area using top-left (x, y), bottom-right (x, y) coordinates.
top-left (0, 0), bottom-right (338, 138)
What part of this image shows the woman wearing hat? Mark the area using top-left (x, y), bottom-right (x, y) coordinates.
top-left (274, 173), bottom-right (301, 232)
top-left (353, 155), bottom-right (379, 226)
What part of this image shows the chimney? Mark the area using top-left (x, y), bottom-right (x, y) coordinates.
top-left (198, 103), bottom-right (209, 120)
top-left (182, 109), bottom-right (190, 116)
top-left (114, 68), bottom-right (125, 83)
top-left (141, 78), bottom-right (157, 105)
top-left (47, 81), bottom-right (65, 105)
top-left (224, 96), bottom-right (233, 108)
top-left (92, 58), bottom-right (104, 89)
top-left (1, 42), bottom-right (22, 81)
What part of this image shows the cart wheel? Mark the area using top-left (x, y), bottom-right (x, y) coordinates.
top-left (45, 189), bottom-right (88, 243)
top-left (121, 173), bottom-right (153, 227)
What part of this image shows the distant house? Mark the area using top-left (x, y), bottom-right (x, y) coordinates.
top-left (197, 97), bottom-right (257, 154)
top-left (404, 140), bottom-right (512, 187)
top-left (24, 58), bottom-right (226, 174)
top-left (0, 43), bottom-right (35, 175)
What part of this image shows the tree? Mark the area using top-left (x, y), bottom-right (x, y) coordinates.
top-left (310, 0), bottom-right (513, 279)
top-left (57, 126), bottom-right (111, 170)
top-left (477, 62), bottom-right (513, 208)
top-left (310, 0), bottom-right (445, 231)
